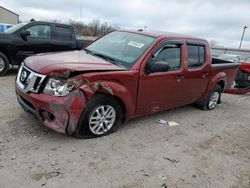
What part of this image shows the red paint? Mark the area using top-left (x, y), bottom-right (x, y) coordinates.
top-left (225, 60), bottom-right (250, 94)
top-left (239, 61), bottom-right (250, 72)
top-left (24, 50), bottom-right (124, 75)
top-left (15, 30), bottom-right (239, 135)
top-left (225, 88), bottom-right (250, 94)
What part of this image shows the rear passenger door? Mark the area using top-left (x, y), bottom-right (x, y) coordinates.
top-left (181, 42), bottom-right (210, 104)
top-left (51, 25), bottom-right (77, 51)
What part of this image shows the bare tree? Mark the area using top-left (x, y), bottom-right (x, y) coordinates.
top-left (69, 19), bottom-right (118, 37)
top-left (209, 40), bottom-right (218, 48)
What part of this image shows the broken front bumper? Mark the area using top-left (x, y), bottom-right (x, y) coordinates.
top-left (16, 86), bottom-right (87, 135)
top-left (235, 70), bottom-right (250, 87)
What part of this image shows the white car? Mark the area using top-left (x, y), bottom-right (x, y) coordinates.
top-left (218, 54), bottom-right (245, 62)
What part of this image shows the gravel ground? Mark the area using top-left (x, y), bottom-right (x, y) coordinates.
top-left (0, 71), bottom-right (249, 188)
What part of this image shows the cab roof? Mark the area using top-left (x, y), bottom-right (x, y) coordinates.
top-left (118, 29), bottom-right (206, 41)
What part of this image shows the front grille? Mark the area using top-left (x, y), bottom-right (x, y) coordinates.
top-left (16, 64), bottom-right (46, 93)
top-left (19, 66), bottom-right (31, 85)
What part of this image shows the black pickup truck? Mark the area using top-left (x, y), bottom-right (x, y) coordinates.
top-left (0, 21), bottom-right (92, 76)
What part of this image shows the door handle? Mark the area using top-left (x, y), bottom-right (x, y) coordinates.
top-left (202, 72), bottom-right (209, 78)
top-left (176, 75), bottom-right (184, 82)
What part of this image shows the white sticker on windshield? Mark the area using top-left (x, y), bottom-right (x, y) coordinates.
top-left (128, 41), bottom-right (144, 48)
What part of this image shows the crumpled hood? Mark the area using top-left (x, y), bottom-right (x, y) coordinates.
top-left (24, 50), bottom-right (125, 75)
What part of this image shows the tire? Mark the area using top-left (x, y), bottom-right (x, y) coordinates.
top-left (197, 84), bottom-right (222, 110)
top-left (0, 52), bottom-right (10, 76)
top-left (74, 94), bottom-right (123, 138)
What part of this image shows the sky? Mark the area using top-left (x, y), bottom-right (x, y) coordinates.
top-left (1, 0), bottom-right (250, 49)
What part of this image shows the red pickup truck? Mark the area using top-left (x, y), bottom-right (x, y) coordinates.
top-left (15, 30), bottom-right (239, 138)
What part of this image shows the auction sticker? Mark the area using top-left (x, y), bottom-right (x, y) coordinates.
top-left (128, 41), bottom-right (144, 48)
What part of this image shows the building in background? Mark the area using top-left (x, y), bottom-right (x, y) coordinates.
top-left (0, 6), bottom-right (19, 25)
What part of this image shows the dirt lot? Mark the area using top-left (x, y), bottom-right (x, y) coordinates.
top-left (0, 71), bottom-right (249, 188)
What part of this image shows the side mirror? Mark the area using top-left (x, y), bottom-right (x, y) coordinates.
top-left (20, 30), bottom-right (30, 41)
top-left (147, 61), bottom-right (170, 73)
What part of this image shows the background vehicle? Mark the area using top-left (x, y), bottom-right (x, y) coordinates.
top-left (235, 57), bottom-right (250, 87)
top-left (218, 54), bottom-right (245, 62)
top-left (0, 21), bottom-right (93, 76)
top-left (0, 23), bottom-right (13, 32)
top-left (15, 30), bottom-right (239, 138)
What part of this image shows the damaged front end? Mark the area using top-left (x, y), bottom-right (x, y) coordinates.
top-left (15, 64), bottom-right (116, 135)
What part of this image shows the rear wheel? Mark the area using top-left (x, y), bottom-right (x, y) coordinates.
top-left (197, 84), bottom-right (222, 110)
top-left (0, 52), bottom-right (10, 76)
top-left (74, 94), bottom-right (123, 138)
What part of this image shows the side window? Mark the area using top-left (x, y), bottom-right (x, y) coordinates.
top-left (188, 45), bottom-right (205, 68)
top-left (26, 25), bottom-right (51, 39)
top-left (154, 44), bottom-right (181, 70)
top-left (55, 26), bottom-right (72, 41)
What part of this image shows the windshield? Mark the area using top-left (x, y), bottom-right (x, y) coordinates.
top-left (4, 23), bottom-right (27, 34)
top-left (85, 31), bottom-right (156, 68)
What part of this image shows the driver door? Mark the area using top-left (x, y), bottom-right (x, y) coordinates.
top-left (14, 24), bottom-right (52, 64)
top-left (137, 40), bottom-right (186, 115)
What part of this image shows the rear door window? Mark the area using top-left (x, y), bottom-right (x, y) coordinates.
top-left (55, 26), bottom-right (72, 41)
top-left (188, 45), bottom-right (205, 68)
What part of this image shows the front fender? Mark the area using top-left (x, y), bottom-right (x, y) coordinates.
top-left (79, 80), bottom-right (135, 120)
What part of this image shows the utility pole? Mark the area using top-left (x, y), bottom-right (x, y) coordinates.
top-left (80, 6), bottom-right (82, 23)
top-left (239, 26), bottom-right (247, 49)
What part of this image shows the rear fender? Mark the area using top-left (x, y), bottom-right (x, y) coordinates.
top-left (199, 72), bottom-right (226, 102)
top-left (208, 72), bottom-right (226, 92)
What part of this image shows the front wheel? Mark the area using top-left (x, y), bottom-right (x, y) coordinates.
top-left (74, 94), bottom-right (123, 138)
top-left (0, 52), bottom-right (10, 76)
top-left (197, 84), bottom-right (222, 110)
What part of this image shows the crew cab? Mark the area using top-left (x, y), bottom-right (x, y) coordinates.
top-left (235, 57), bottom-right (250, 87)
top-left (15, 30), bottom-right (239, 138)
top-left (0, 21), bottom-right (92, 75)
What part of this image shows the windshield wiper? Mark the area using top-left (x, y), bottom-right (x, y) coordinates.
top-left (84, 48), bottom-right (94, 54)
top-left (85, 49), bottom-right (126, 68)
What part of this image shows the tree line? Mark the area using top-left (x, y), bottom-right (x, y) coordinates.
top-left (69, 19), bottom-right (118, 37)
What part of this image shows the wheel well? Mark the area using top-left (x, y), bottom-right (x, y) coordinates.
top-left (0, 48), bottom-right (11, 65)
top-left (217, 80), bottom-right (225, 91)
top-left (94, 92), bottom-right (127, 121)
